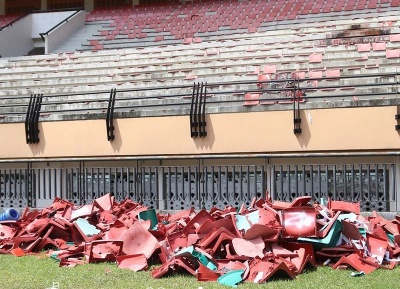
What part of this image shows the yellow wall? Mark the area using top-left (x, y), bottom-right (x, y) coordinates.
top-left (0, 106), bottom-right (399, 160)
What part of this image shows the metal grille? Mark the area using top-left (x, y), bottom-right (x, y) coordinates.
top-left (163, 165), bottom-right (266, 210)
top-left (0, 169), bottom-right (29, 208)
top-left (272, 164), bottom-right (395, 211)
top-left (0, 163), bottom-right (396, 211)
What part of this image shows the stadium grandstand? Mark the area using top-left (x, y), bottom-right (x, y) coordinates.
top-left (0, 0), bottom-right (400, 214)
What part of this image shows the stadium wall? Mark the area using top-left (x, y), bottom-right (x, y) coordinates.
top-left (0, 106), bottom-right (398, 160)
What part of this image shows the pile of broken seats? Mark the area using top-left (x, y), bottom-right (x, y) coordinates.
top-left (0, 193), bottom-right (399, 286)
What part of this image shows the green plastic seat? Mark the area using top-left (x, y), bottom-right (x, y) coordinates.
top-left (217, 269), bottom-right (244, 287)
top-left (298, 220), bottom-right (343, 249)
top-left (138, 209), bottom-right (158, 230)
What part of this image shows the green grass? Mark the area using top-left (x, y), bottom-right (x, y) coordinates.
top-left (1, 254), bottom-right (400, 289)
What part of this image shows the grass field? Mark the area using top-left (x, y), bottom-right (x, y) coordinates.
top-left (1, 254), bottom-right (400, 289)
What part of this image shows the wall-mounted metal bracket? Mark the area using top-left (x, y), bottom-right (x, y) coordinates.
top-left (190, 82), bottom-right (207, 138)
top-left (293, 79), bottom-right (302, 135)
top-left (25, 93), bottom-right (43, 144)
top-left (106, 88), bottom-right (117, 141)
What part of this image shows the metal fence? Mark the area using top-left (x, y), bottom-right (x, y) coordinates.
top-left (0, 163), bottom-right (396, 211)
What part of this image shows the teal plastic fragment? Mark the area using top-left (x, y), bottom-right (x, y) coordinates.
top-left (235, 215), bottom-right (251, 231)
top-left (298, 220), bottom-right (343, 249)
top-left (320, 198), bottom-right (327, 206)
top-left (175, 246), bottom-right (217, 270)
top-left (138, 209), bottom-right (158, 230)
top-left (387, 232), bottom-right (395, 243)
top-left (75, 218), bottom-right (100, 236)
top-left (235, 210), bottom-right (259, 232)
top-left (217, 269), bottom-right (244, 287)
top-left (351, 271), bottom-right (365, 277)
top-left (50, 253), bottom-right (61, 262)
top-left (358, 227), bottom-right (367, 238)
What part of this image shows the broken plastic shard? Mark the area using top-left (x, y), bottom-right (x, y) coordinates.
top-left (74, 218), bottom-right (101, 237)
top-left (232, 237), bottom-right (264, 258)
top-left (217, 269), bottom-right (244, 287)
top-left (138, 209), bottom-right (158, 230)
top-left (175, 246), bottom-right (217, 270)
top-left (298, 220), bottom-right (342, 249)
top-left (351, 271), bottom-right (365, 277)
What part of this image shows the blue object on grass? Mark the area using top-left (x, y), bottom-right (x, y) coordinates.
top-left (0, 208), bottom-right (19, 221)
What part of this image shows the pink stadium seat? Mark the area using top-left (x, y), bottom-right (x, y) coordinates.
top-left (386, 49), bottom-right (400, 58)
top-left (154, 35), bottom-right (164, 42)
top-left (309, 53), bottom-right (323, 63)
top-left (193, 37), bottom-right (202, 43)
top-left (184, 74), bottom-right (198, 80)
top-left (263, 65), bottom-right (277, 74)
top-left (326, 69), bottom-right (341, 79)
top-left (372, 42), bottom-right (386, 51)
top-left (243, 93), bottom-right (260, 106)
top-left (257, 74), bottom-right (271, 88)
top-left (308, 70), bottom-right (323, 79)
top-left (292, 71), bottom-right (306, 79)
top-left (390, 34), bottom-right (400, 42)
top-left (357, 43), bottom-right (371, 52)
top-left (183, 38), bottom-right (192, 45)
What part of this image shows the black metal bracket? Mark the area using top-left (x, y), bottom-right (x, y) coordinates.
top-left (293, 79), bottom-right (302, 135)
top-left (190, 82), bottom-right (207, 138)
top-left (106, 88), bottom-right (117, 141)
top-left (25, 93), bottom-right (43, 144)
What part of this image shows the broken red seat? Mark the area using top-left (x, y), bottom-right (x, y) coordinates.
top-left (197, 227), bottom-right (237, 256)
top-left (216, 259), bottom-right (247, 272)
top-left (167, 208), bottom-right (194, 223)
top-left (25, 218), bottom-right (50, 234)
top-left (281, 207), bottom-right (317, 238)
top-left (70, 204), bottom-right (96, 221)
top-left (271, 243), bottom-right (299, 258)
top-left (271, 196), bottom-right (312, 210)
top-left (152, 256), bottom-right (198, 278)
top-left (71, 220), bottom-right (102, 243)
top-left (0, 223), bottom-right (19, 240)
top-left (317, 245), bottom-right (355, 256)
top-left (247, 256), bottom-right (296, 283)
top-left (103, 222), bottom-right (128, 240)
top-left (317, 211), bottom-right (341, 238)
top-left (243, 223), bottom-right (281, 241)
top-left (366, 233), bottom-right (388, 264)
top-left (117, 254), bottom-right (148, 272)
top-left (341, 219), bottom-right (364, 241)
top-left (281, 241), bottom-right (316, 268)
top-left (197, 263), bottom-right (220, 281)
top-left (121, 221), bottom-right (159, 258)
top-left (183, 209), bottom-right (215, 235)
top-left (166, 231), bottom-right (188, 252)
top-left (231, 237), bottom-right (264, 258)
top-left (225, 243), bottom-right (254, 261)
top-left (86, 240), bottom-right (123, 263)
top-left (286, 248), bottom-right (312, 274)
top-left (328, 199), bottom-right (360, 214)
top-left (60, 257), bottom-right (85, 267)
top-left (332, 253), bottom-right (379, 274)
top-left (11, 235), bottom-right (41, 252)
top-left (93, 193), bottom-right (115, 212)
top-left (196, 217), bottom-right (234, 234)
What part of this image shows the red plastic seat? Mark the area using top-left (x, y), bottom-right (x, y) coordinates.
top-left (309, 53), bottom-right (323, 63)
top-left (372, 42), bottom-right (386, 51)
top-left (243, 93), bottom-right (260, 106)
top-left (386, 49), bottom-right (400, 59)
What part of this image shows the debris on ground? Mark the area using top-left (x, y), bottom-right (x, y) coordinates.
top-left (1, 193), bottom-right (399, 285)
